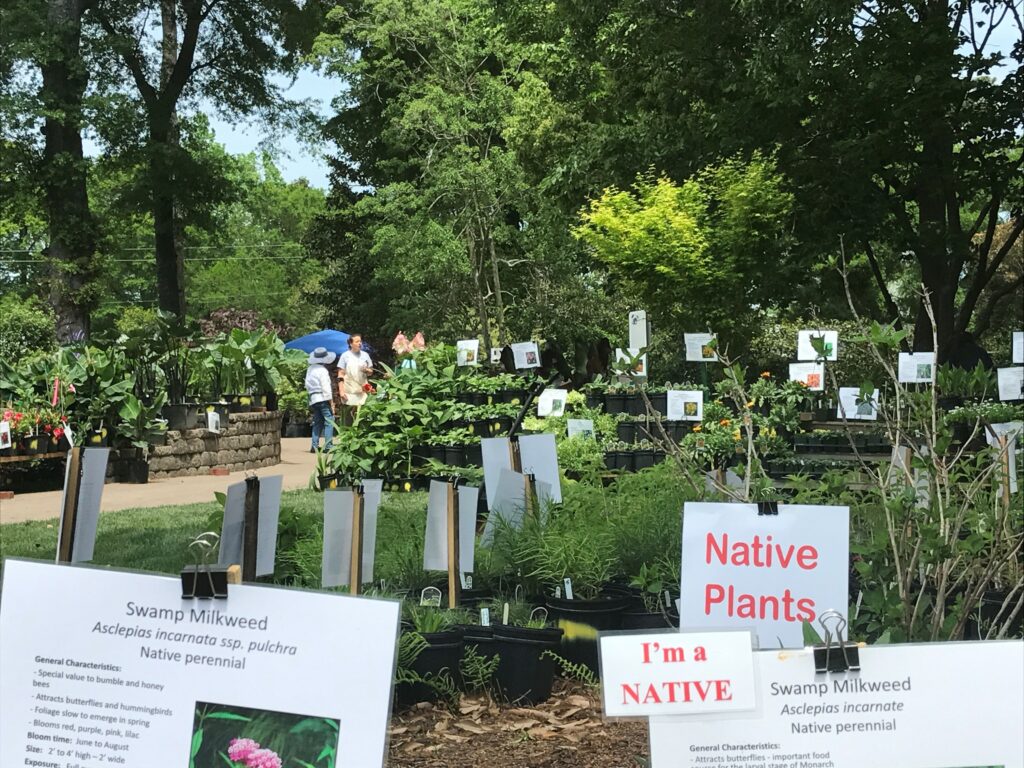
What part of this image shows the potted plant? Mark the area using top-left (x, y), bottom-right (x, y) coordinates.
top-left (620, 564), bottom-right (680, 629)
top-left (155, 311), bottom-right (201, 429)
top-left (491, 604), bottom-right (563, 705)
top-left (394, 604), bottom-right (464, 708)
top-left (116, 392), bottom-right (168, 484)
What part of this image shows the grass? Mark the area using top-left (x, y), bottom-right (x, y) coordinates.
top-left (0, 489), bottom-right (431, 581)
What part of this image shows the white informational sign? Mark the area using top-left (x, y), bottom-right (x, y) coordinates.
top-left (684, 333), bottom-right (718, 363)
top-left (986, 422), bottom-right (1022, 495)
top-left (679, 502), bottom-right (849, 648)
top-left (481, 468), bottom-right (527, 545)
top-left (218, 480), bottom-right (246, 567)
top-left (616, 347), bottom-right (648, 377)
top-left (217, 477), bottom-right (282, 577)
top-left (537, 388), bottom-right (568, 417)
top-left (997, 366), bottom-right (1024, 401)
top-left (56, 447), bottom-right (110, 564)
top-left (511, 341), bottom-right (541, 369)
top-left (599, 630), bottom-right (756, 718)
top-left (519, 432), bottom-right (562, 504)
top-left (649, 641), bottom-right (1024, 768)
top-left (629, 310), bottom-right (649, 350)
top-left (1013, 331), bottom-right (1024, 364)
top-left (0, 558), bottom-right (400, 768)
top-left (0, 420), bottom-right (11, 450)
top-left (897, 352), bottom-right (935, 383)
top-left (788, 362), bottom-right (825, 391)
top-left (322, 482), bottom-right (382, 588)
top-left (667, 390), bottom-right (704, 422)
top-left (456, 339), bottom-right (480, 366)
top-left (797, 329), bottom-right (839, 361)
top-left (481, 437), bottom-right (512, 510)
top-left (837, 387), bottom-right (880, 421)
top-left (423, 480), bottom-right (479, 573)
top-left (255, 475), bottom-right (283, 577)
top-left (567, 419), bottom-right (595, 439)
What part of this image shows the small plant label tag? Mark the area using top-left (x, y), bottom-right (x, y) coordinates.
top-left (554, 586), bottom-right (562, 599)
top-left (207, 411), bottom-right (221, 433)
top-left (419, 586), bottom-right (442, 608)
top-left (663, 590), bottom-right (672, 610)
top-left (502, 602), bottom-right (510, 624)
top-left (0, 421), bottom-right (10, 450)
top-left (563, 578), bottom-right (574, 600)
top-left (459, 572), bottom-right (472, 590)
top-left (480, 608), bottom-right (490, 627)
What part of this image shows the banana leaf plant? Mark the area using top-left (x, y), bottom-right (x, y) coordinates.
top-left (153, 311), bottom-right (201, 404)
top-left (117, 392), bottom-right (168, 459)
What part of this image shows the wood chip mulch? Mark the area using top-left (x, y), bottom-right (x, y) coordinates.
top-left (387, 681), bottom-right (649, 768)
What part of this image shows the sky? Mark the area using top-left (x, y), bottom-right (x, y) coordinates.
top-left (206, 68), bottom-right (337, 190)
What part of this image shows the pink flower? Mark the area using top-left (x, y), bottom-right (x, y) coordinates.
top-left (2, 410), bottom-right (11, 421)
top-left (68, 383), bottom-right (76, 393)
top-left (227, 738), bottom-right (259, 763)
top-left (245, 748), bottom-right (282, 768)
top-left (411, 331), bottom-right (425, 350)
top-left (392, 331), bottom-right (410, 354)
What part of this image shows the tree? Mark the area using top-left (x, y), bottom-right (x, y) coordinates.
top-left (90, 0), bottom-right (324, 316)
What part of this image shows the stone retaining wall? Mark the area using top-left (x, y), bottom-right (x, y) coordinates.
top-left (147, 411), bottom-right (282, 478)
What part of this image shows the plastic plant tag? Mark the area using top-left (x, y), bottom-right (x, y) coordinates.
top-left (207, 411), bottom-right (221, 433)
top-left (480, 608), bottom-right (490, 626)
top-left (420, 586), bottom-right (442, 608)
top-left (555, 586), bottom-right (562, 599)
top-left (0, 421), bottom-right (10, 450)
top-left (503, 603), bottom-right (510, 625)
top-left (563, 577), bottom-right (574, 600)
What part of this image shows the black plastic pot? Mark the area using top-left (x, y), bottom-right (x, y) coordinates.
top-left (620, 609), bottom-right (680, 630)
top-left (411, 444), bottom-right (431, 467)
top-left (444, 445), bottom-right (465, 466)
top-left (430, 444), bottom-right (448, 463)
top-left (545, 596), bottom-right (628, 677)
top-left (283, 422), bottom-right (312, 438)
top-left (464, 442), bottom-right (483, 467)
top-left (226, 394), bottom-right (253, 414)
top-left (499, 388), bottom-right (529, 405)
top-left (492, 624), bottom-right (563, 705)
top-left (634, 449), bottom-right (656, 470)
top-left (649, 392), bottom-right (668, 415)
top-left (395, 629), bottom-right (464, 708)
top-left (616, 421), bottom-right (637, 444)
top-left (585, 392), bottom-right (604, 410)
top-left (123, 455), bottom-right (150, 484)
top-left (627, 394), bottom-right (645, 416)
top-left (162, 403), bottom-right (199, 431)
top-left (21, 435), bottom-right (46, 454)
top-left (457, 624), bottom-right (497, 677)
top-left (492, 416), bottom-right (514, 436)
top-left (604, 392), bottom-right (627, 414)
top-left (85, 430), bottom-right (108, 448)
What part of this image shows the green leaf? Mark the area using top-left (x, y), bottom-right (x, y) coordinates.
top-left (204, 711), bottom-right (252, 721)
top-left (190, 728), bottom-right (203, 760)
top-left (801, 620), bottom-right (823, 645)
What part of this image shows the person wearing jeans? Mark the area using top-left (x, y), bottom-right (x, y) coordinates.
top-left (304, 347), bottom-right (337, 453)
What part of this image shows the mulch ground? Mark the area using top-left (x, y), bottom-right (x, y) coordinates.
top-left (388, 681), bottom-right (649, 768)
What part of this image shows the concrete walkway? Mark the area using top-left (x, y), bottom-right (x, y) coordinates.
top-left (0, 438), bottom-right (319, 524)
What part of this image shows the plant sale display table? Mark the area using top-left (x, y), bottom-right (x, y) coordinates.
top-left (0, 558), bottom-right (400, 768)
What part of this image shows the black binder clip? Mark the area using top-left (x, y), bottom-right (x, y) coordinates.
top-left (757, 500), bottom-right (779, 516)
top-left (813, 610), bottom-right (860, 674)
top-left (181, 532), bottom-right (229, 599)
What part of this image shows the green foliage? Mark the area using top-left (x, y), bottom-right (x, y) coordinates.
top-left (0, 295), bottom-right (56, 362)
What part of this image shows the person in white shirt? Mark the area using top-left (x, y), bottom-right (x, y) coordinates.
top-left (304, 347), bottom-right (337, 453)
top-left (337, 334), bottom-right (374, 423)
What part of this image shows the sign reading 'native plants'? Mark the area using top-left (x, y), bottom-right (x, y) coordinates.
top-left (679, 502), bottom-right (849, 648)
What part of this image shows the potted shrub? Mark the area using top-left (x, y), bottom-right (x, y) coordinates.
top-left (492, 606), bottom-right (563, 705)
top-left (395, 605), bottom-right (464, 708)
top-left (525, 523), bottom-right (627, 676)
top-left (116, 393), bottom-right (168, 484)
top-left (619, 564), bottom-right (680, 629)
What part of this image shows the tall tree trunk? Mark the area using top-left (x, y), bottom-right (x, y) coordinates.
top-left (153, 0), bottom-right (186, 317)
top-left (484, 223), bottom-right (507, 345)
top-left (41, 0), bottom-right (96, 342)
top-left (467, 232), bottom-right (492, 357)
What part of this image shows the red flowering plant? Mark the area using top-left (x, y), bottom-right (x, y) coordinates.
top-left (4, 406), bottom-right (32, 438)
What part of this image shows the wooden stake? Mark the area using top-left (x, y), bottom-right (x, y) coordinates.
top-left (349, 486), bottom-right (365, 595)
top-left (509, 436), bottom-right (522, 473)
top-left (447, 481), bottom-right (460, 610)
top-left (241, 477), bottom-right (260, 582)
top-left (524, 472), bottom-right (537, 520)
top-left (226, 564), bottom-right (242, 584)
top-left (999, 435), bottom-right (1011, 512)
top-left (57, 447), bottom-right (83, 563)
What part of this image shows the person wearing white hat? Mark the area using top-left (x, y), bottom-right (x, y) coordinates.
top-left (305, 347), bottom-right (337, 453)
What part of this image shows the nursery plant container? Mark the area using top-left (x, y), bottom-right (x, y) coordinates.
top-left (430, 444), bottom-right (448, 463)
top-left (604, 392), bottom-right (627, 414)
top-left (616, 421), bottom-right (637, 443)
top-left (318, 473), bottom-right (342, 491)
top-left (634, 449), bottom-right (656, 470)
top-left (464, 442), bottom-right (483, 467)
top-left (444, 445), bottom-right (465, 466)
top-left (226, 394), bottom-right (252, 414)
top-left (411, 444), bottom-right (431, 467)
top-left (620, 608), bottom-right (680, 630)
top-left (85, 429), bottom-right (108, 448)
top-left (649, 392), bottom-right (668, 415)
top-left (21, 435), bottom-right (46, 455)
top-left (499, 388), bottom-right (529, 405)
top-left (545, 596), bottom-right (628, 677)
top-left (585, 392), bottom-right (604, 410)
top-left (627, 394), bottom-right (645, 416)
top-left (457, 624), bottom-right (497, 673)
top-left (615, 450), bottom-right (634, 471)
top-left (395, 629), bottom-right (464, 708)
top-left (203, 402), bottom-right (230, 426)
top-left (283, 421), bottom-right (312, 438)
top-left (162, 403), bottom-right (199, 431)
top-left (122, 450), bottom-right (150, 484)
top-left (492, 624), bottom-right (563, 705)
top-left (492, 416), bottom-right (514, 435)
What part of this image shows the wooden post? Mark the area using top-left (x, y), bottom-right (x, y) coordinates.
top-left (57, 447), bottom-right (83, 563)
top-left (241, 476), bottom-right (260, 582)
top-left (349, 485), bottom-right (365, 595)
top-left (509, 436), bottom-right (522, 473)
top-left (524, 472), bottom-right (537, 520)
top-left (226, 564), bottom-right (242, 585)
top-left (446, 481), bottom-right (460, 610)
top-left (999, 435), bottom-right (1012, 512)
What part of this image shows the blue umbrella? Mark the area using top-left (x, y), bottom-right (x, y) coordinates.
top-left (285, 330), bottom-right (375, 357)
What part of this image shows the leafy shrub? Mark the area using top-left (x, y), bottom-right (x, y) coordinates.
top-left (0, 295), bottom-right (56, 361)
